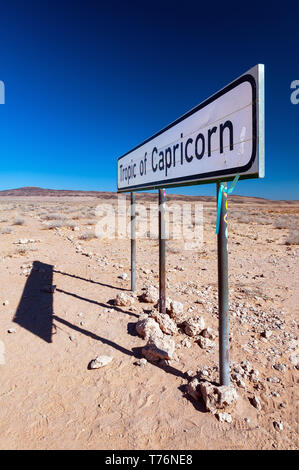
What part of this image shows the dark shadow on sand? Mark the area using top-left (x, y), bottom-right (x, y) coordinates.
top-left (13, 261), bottom-right (54, 343)
top-left (53, 269), bottom-right (129, 292)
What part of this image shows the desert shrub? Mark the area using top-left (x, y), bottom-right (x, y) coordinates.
top-left (255, 216), bottom-right (272, 225)
top-left (85, 219), bottom-right (96, 225)
top-left (285, 229), bottom-right (299, 245)
top-left (40, 213), bottom-right (64, 221)
top-left (45, 220), bottom-right (66, 229)
top-left (65, 221), bottom-right (78, 229)
top-left (1, 227), bottom-right (13, 234)
top-left (79, 231), bottom-right (97, 240)
top-left (12, 218), bottom-right (25, 226)
top-left (274, 216), bottom-right (291, 229)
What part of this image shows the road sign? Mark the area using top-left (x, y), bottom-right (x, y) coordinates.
top-left (117, 64), bottom-right (264, 192)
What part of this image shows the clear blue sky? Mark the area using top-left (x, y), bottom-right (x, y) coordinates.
top-left (0, 0), bottom-right (298, 199)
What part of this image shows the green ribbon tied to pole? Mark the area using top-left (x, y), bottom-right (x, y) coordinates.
top-left (216, 174), bottom-right (240, 235)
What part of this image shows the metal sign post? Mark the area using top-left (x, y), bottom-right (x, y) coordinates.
top-left (159, 188), bottom-right (166, 314)
top-left (117, 65), bottom-right (264, 387)
top-left (131, 191), bottom-right (136, 291)
top-left (217, 182), bottom-right (230, 386)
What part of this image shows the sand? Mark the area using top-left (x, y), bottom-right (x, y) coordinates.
top-left (0, 193), bottom-right (298, 450)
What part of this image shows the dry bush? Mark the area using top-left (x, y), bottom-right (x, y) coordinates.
top-left (79, 231), bottom-right (97, 240)
top-left (12, 218), bottom-right (25, 226)
top-left (255, 216), bottom-right (272, 225)
top-left (285, 229), bottom-right (299, 245)
top-left (71, 213), bottom-right (81, 220)
top-left (274, 216), bottom-right (291, 229)
top-left (40, 213), bottom-right (64, 221)
top-left (44, 220), bottom-right (66, 229)
top-left (65, 221), bottom-right (78, 229)
top-left (1, 226), bottom-right (13, 234)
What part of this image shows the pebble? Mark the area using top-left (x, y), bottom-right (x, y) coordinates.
top-left (273, 421), bottom-right (283, 431)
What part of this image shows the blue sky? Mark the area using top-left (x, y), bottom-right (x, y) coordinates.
top-left (0, 0), bottom-right (298, 199)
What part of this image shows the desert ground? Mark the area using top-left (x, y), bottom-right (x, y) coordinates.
top-left (0, 188), bottom-right (298, 450)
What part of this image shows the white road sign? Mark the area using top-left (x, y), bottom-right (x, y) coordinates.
top-left (117, 64), bottom-right (264, 192)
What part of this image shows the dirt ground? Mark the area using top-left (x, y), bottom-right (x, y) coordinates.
top-left (0, 194), bottom-right (298, 450)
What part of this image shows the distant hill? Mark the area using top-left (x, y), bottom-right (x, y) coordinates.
top-left (0, 186), bottom-right (297, 204)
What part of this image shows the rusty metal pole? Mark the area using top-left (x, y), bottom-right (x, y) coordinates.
top-left (159, 188), bottom-right (166, 314)
top-left (217, 182), bottom-right (230, 386)
top-left (131, 191), bottom-right (136, 291)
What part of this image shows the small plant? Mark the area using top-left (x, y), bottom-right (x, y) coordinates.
top-left (79, 231), bottom-right (97, 240)
top-left (1, 226), bottom-right (13, 234)
top-left (274, 216), bottom-right (291, 229)
top-left (285, 229), bottom-right (299, 245)
top-left (12, 218), bottom-right (25, 226)
top-left (45, 220), bottom-right (65, 229)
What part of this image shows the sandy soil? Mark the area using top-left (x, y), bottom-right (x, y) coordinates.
top-left (0, 194), bottom-right (298, 450)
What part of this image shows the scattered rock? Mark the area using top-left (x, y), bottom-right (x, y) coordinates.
top-left (186, 378), bottom-right (201, 401)
top-left (89, 355), bottom-right (113, 369)
top-left (168, 300), bottom-right (185, 323)
top-left (135, 315), bottom-right (164, 340)
top-left (114, 292), bottom-right (135, 307)
top-left (182, 338), bottom-right (191, 348)
top-left (200, 327), bottom-right (217, 340)
top-left (7, 328), bottom-right (16, 334)
top-left (273, 421), bottom-right (283, 431)
top-left (289, 354), bottom-right (299, 369)
top-left (140, 286), bottom-right (159, 303)
top-left (200, 382), bottom-right (238, 412)
top-left (273, 363), bottom-right (287, 373)
top-left (134, 358), bottom-right (147, 367)
top-left (142, 336), bottom-right (175, 362)
top-left (150, 311), bottom-right (178, 335)
top-left (118, 272), bottom-right (128, 281)
top-left (250, 395), bottom-right (262, 410)
top-left (261, 329), bottom-right (272, 339)
top-left (216, 412), bottom-right (232, 423)
top-left (184, 316), bottom-right (205, 337)
top-left (198, 336), bottom-right (215, 350)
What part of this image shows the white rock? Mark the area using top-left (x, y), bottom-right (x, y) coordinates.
top-left (114, 292), bottom-right (134, 307)
top-left (140, 286), bottom-right (159, 303)
top-left (200, 327), bottom-right (217, 340)
top-left (169, 300), bottom-right (184, 322)
top-left (89, 355), bottom-right (113, 369)
top-left (273, 421), bottom-right (283, 431)
top-left (200, 382), bottom-right (238, 412)
top-left (150, 311), bottom-right (178, 335)
top-left (198, 336), bottom-right (215, 350)
top-left (182, 338), bottom-right (191, 348)
top-left (142, 336), bottom-right (175, 362)
top-left (136, 316), bottom-right (164, 340)
top-left (250, 395), bottom-right (261, 410)
top-left (118, 272), bottom-right (128, 280)
top-left (135, 358), bottom-right (147, 367)
top-left (186, 378), bottom-right (201, 401)
top-left (184, 316), bottom-right (205, 336)
top-left (216, 412), bottom-right (232, 423)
